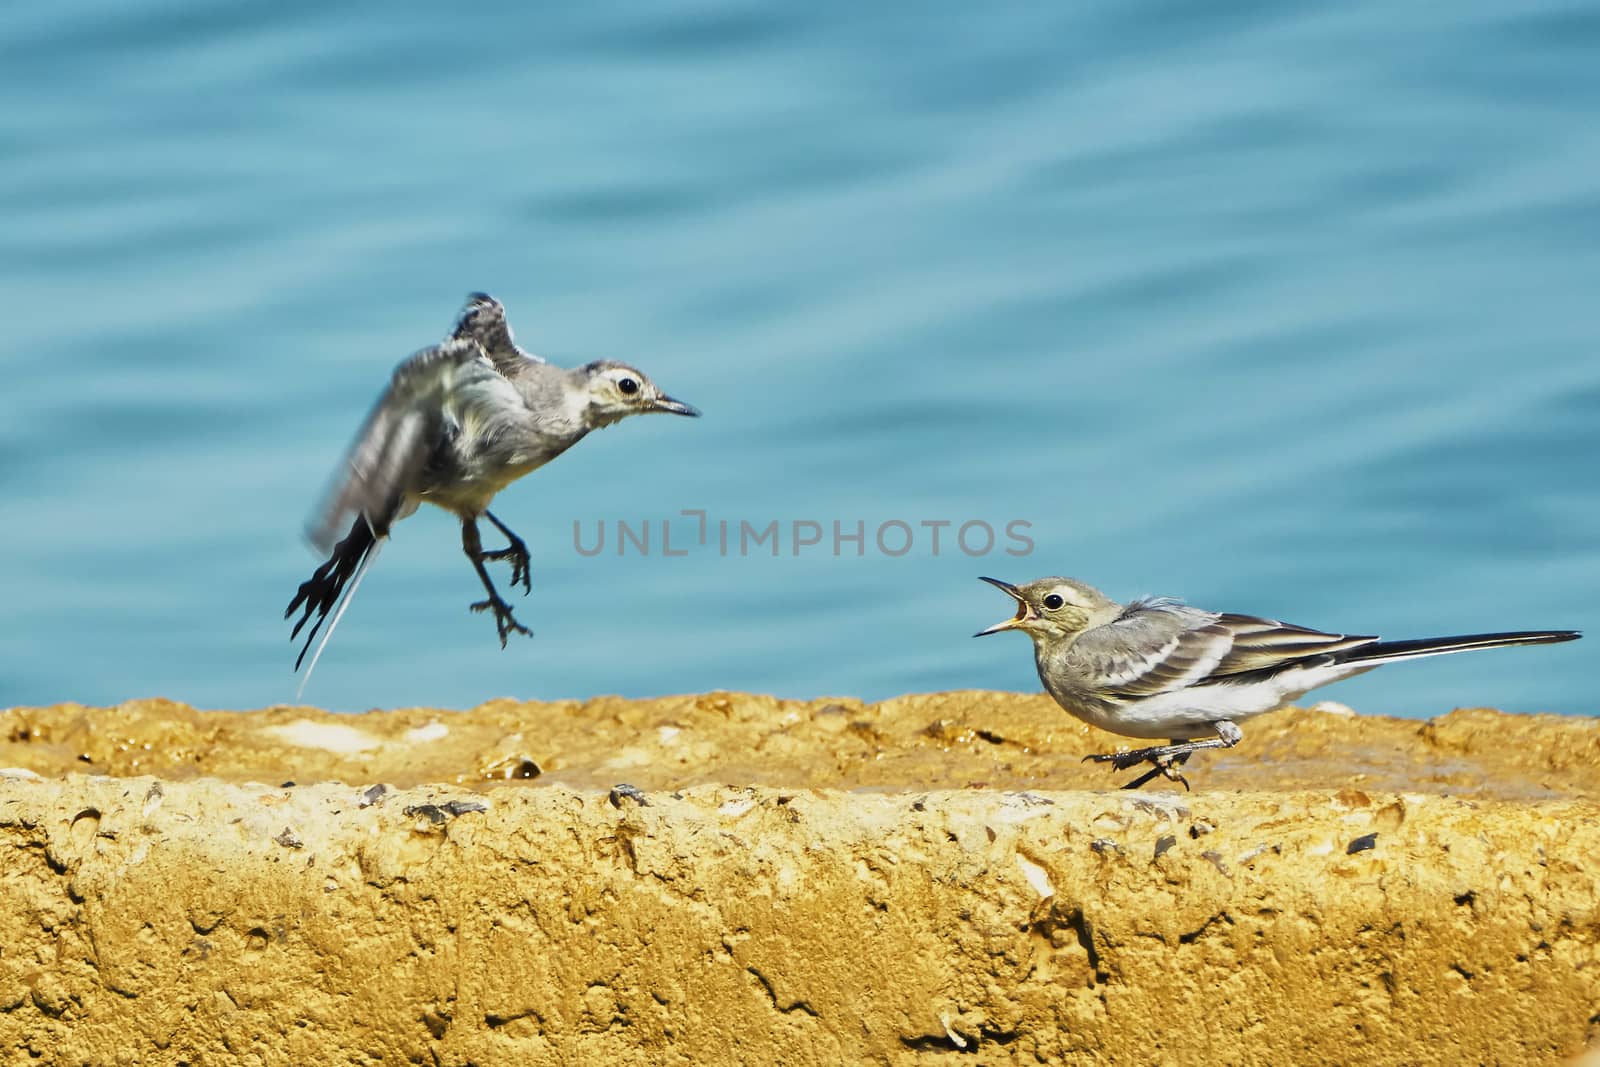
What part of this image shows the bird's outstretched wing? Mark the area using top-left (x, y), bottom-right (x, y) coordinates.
top-left (1068, 601), bottom-right (1380, 703)
top-left (452, 292), bottom-right (546, 379)
top-left (305, 337), bottom-right (497, 554)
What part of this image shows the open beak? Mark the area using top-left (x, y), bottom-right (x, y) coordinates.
top-left (974, 576), bottom-right (1031, 637)
top-left (653, 395), bottom-right (701, 417)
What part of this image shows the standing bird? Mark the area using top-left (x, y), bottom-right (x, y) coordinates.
top-left (974, 576), bottom-right (1579, 790)
top-left (286, 292), bottom-right (700, 684)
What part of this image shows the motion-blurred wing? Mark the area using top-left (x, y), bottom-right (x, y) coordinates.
top-left (306, 337), bottom-right (494, 553)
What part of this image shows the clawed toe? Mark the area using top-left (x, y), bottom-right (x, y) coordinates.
top-left (1086, 747), bottom-right (1194, 790)
top-left (483, 547), bottom-right (532, 594)
top-left (1082, 750), bottom-right (1149, 772)
top-left (1143, 758), bottom-right (1191, 792)
top-left (469, 596), bottom-right (533, 647)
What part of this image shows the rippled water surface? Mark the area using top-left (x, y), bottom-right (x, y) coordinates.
top-left (4, 2), bottom-right (1598, 714)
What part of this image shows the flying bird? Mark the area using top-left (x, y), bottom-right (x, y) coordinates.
top-left (286, 292), bottom-right (699, 687)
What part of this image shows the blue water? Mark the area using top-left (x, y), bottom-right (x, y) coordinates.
top-left (4, 2), bottom-right (1598, 717)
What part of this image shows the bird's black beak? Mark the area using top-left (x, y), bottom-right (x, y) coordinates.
top-left (974, 576), bottom-right (1031, 637)
top-left (653, 395), bottom-right (701, 417)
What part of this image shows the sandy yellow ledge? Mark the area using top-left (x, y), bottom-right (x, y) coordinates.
top-left (1, 694), bottom-right (1597, 1065)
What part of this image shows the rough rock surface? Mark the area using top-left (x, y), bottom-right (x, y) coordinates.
top-left (0, 694), bottom-right (1597, 1065)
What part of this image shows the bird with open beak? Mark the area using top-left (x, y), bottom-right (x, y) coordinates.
top-left (975, 575), bottom-right (1579, 789)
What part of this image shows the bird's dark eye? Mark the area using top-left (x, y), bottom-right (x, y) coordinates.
top-left (1043, 594), bottom-right (1064, 610)
top-left (618, 377), bottom-right (639, 395)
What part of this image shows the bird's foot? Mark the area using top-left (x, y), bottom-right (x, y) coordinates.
top-left (1084, 745), bottom-right (1168, 772)
top-left (1084, 747), bottom-right (1193, 791)
top-left (482, 544), bottom-right (532, 594)
top-left (1137, 755), bottom-right (1192, 792)
top-left (479, 512), bottom-right (532, 595)
top-left (470, 594), bottom-right (533, 647)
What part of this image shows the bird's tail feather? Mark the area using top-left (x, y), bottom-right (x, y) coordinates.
top-left (1344, 630), bottom-right (1580, 666)
top-left (295, 538), bottom-right (381, 700)
top-left (286, 517), bottom-right (383, 693)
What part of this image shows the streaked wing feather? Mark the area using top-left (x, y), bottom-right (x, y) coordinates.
top-left (1079, 607), bottom-right (1379, 702)
top-left (1208, 613), bottom-right (1379, 674)
top-left (306, 338), bottom-right (492, 553)
top-left (1098, 622), bottom-right (1236, 698)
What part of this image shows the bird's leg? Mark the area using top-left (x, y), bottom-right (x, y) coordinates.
top-left (461, 517), bottom-right (533, 647)
top-left (1084, 721), bottom-right (1243, 791)
top-left (481, 509), bottom-right (532, 594)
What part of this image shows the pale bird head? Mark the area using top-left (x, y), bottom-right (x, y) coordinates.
top-left (973, 576), bottom-right (1119, 645)
top-left (581, 360), bottom-right (700, 428)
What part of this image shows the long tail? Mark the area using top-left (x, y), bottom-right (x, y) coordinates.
top-left (1343, 630), bottom-right (1580, 667)
top-left (286, 517), bottom-right (383, 692)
